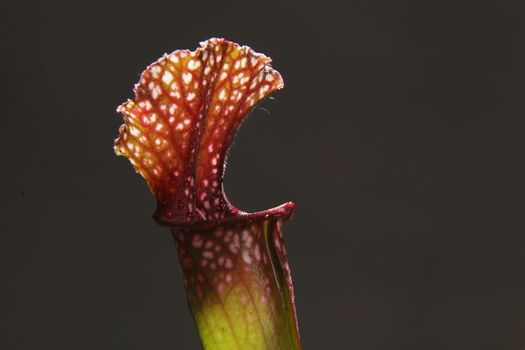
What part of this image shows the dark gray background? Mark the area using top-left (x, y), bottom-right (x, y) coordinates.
top-left (2, 0), bottom-right (525, 348)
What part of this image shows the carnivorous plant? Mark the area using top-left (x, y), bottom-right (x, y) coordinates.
top-left (114, 38), bottom-right (301, 350)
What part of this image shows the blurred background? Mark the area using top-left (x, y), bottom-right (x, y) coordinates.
top-left (1, 0), bottom-right (525, 348)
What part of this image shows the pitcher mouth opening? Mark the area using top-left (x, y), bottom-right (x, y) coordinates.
top-left (154, 201), bottom-right (295, 228)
